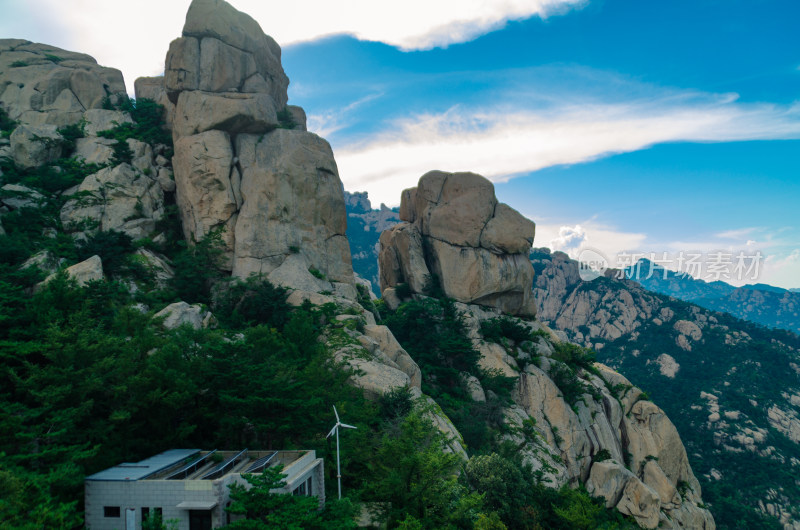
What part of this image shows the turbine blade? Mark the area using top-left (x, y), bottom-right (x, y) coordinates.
top-left (327, 425), bottom-right (337, 438)
top-left (340, 423), bottom-right (357, 429)
top-left (333, 405), bottom-right (340, 423)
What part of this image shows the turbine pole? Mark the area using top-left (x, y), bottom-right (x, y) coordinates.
top-left (336, 425), bottom-right (342, 499)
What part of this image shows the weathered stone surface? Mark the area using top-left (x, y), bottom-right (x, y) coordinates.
top-left (427, 238), bottom-right (536, 315)
top-left (164, 37), bottom-right (200, 103)
top-left (1, 183), bottom-right (45, 209)
top-left (0, 40), bottom-right (125, 126)
top-left (40, 255), bottom-right (103, 288)
top-left (154, 301), bottom-right (211, 330)
top-left (134, 249), bottom-right (174, 286)
top-left (198, 38), bottom-right (257, 93)
top-left (380, 171), bottom-right (536, 316)
top-left (334, 345), bottom-right (411, 400)
top-left (73, 136), bottom-right (116, 165)
top-left (363, 324), bottom-right (422, 388)
top-left (265, 253), bottom-right (331, 292)
top-left (157, 168), bottom-right (176, 192)
top-left (60, 163), bottom-right (165, 239)
top-left (616, 473), bottom-right (661, 528)
top-left (172, 91), bottom-right (276, 138)
top-left (181, 0), bottom-right (288, 107)
top-left (10, 124), bottom-right (62, 168)
top-left (480, 203), bottom-right (536, 254)
top-left (626, 399), bottom-right (702, 501)
top-left (83, 109), bottom-right (132, 136)
top-left (286, 105), bottom-right (307, 131)
top-left (586, 460), bottom-right (634, 508)
top-left (172, 130), bottom-right (237, 256)
top-left (418, 171), bottom-right (496, 247)
top-left (232, 130), bottom-right (352, 282)
top-left (378, 223), bottom-right (430, 294)
top-left (460, 372), bottom-right (486, 402)
top-left (642, 460), bottom-right (680, 508)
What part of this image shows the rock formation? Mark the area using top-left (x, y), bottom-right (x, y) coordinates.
top-left (435, 298), bottom-right (713, 528)
top-left (379, 170), bottom-right (537, 316)
top-left (143, 0), bottom-right (353, 290)
top-left (0, 40), bottom-right (125, 127)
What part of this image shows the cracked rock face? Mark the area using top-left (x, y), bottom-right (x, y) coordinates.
top-left (161, 0), bottom-right (352, 284)
top-left (379, 170), bottom-right (537, 316)
top-left (0, 40), bottom-right (125, 127)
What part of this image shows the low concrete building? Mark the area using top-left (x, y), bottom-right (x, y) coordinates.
top-left (85, 449), bottom-right (324, 530)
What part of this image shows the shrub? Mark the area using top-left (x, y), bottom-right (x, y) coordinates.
top-left (379, 385), bottom-right (414, 420)
top-left (593, 449), bottom-right (611, 463)
top-left (394, 282), bottom-right (412, 299)
top-left (552, 341), bottom-right (596, 370)
top-left (169, 228), bottom-right (226, 304)
top-left (480, 316), bottom-right (535, 345)
top-left (213, 277), bottom-right (290, 330)
top-left (276, 108), bottom-right (296, 129)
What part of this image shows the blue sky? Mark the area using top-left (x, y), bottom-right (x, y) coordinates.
top-left (2, 0), bottom-right (799, 287)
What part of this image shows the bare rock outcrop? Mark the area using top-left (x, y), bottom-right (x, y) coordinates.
top-left (449, 301), bottom-right (716, 528)
top-left (158, 0), bottom-right (353, 285)
top-left (0, 40), bottom-right (125, 127)
top-left (379, 171), bottom-right (536, 316)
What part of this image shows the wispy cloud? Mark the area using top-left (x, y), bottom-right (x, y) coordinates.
top-left (11, 0), bottom-right (586, 92)
top-left (307, 92), bottom-right (384, 138)
top-left (236, 0), bottom-right (588, 50)
top-left (334, 91), bottom-right (800, 206)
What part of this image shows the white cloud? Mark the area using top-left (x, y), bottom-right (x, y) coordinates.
top-left (531, 219), bottom-right (800, 289)
top-left (535, 221), bottom-right (648, 261)
top-left (244, 0), bottom-right (585, 50)
top-left (333, 96), bottom-right (800, 206)
top-left (549, 225), bottom-right (587, 251)
top-left (5, 0), bottom-right (584, 93)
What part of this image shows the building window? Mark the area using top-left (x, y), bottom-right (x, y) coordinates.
top-left (293, 477), bottom-right (314, 497)
top-left (293, 481), bottom-right (307, 496)
top-left (155, 507), bottom-right (163, 518)
top-left (142, 507), bottom-right (150, 521)
top-left (104, 506), bottom-right (121, 518)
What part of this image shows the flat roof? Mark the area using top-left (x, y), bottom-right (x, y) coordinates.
top-left (86, 449), bottom-right (201, 481)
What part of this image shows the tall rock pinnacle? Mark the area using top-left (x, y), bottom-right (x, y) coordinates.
top-left (156, 0), bottom-right (354, 289)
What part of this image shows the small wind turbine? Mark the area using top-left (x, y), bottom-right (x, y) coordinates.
top-left (327, 405), bottom-right (356, 499)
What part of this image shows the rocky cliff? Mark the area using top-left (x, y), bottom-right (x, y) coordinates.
top-left (532, 248), bottom-right (800, 528)
top-left (139, 0), bottom-right (353, 290)
top-left (375, 181), bottom-right (714, 528)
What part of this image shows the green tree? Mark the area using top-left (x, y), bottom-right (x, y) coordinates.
top-left (224, 466), bottom-right (356, 529)
top-left (366, 410), bottom-right (483, 528)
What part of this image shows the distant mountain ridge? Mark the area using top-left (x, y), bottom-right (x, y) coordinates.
top-left (627, 259), bottom-right (800, 334)
top-left (533, 249), bottom-right (800, 528)
top-left (344, 191), bottom-right (399, 295)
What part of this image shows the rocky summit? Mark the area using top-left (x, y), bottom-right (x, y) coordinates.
top-left (140, 0), bottom-right (352, 291)
top-left (380, 170), bottom-right (538, 316)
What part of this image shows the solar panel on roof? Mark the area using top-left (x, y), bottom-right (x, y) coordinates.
top-left (200, 449), bottom-right (248, 480)
top-left (85, 449), bottom-right (201, 481)
top-left (245, 451), bottom-right (278, 473)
